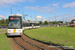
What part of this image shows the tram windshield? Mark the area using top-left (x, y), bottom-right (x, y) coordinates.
top-left (8, 16), bottom-right (22, 29)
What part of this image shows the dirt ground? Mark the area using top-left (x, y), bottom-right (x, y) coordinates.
top-left (7, 34), bottom-right (61, 50)
top-left (0, 28), bottom-right (7, 34)
top-left (22, 34), bottom-right (61, 50)
top-left (0, 32), bottom-right (6, 34)
top-left (7, 37), bottom-right (24, 50)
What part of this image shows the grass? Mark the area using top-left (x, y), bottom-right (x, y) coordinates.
top-left (24, 26), bottom-right (75, 49)
top-left (0, 24), bottom-right (7, 26)
top-left (0, 33), bottom-right (11, 50)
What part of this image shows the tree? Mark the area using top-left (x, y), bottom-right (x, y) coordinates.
top-left (44, 21), bottom-right (48, 25)
top-left (49, 22), bottom-right (52, 24)
top-left (0, 18), bottom-right (4, 24)
top-left (5, 19), bottom-right (8, 24)
top-left (0, 18), bottom-right (8, 26)
top-left (51, 21), bottom-right (55, 24)
top-left (39, 21), bottom-right (42, 25)
top-left (27, 20), bottom-right (30, 22)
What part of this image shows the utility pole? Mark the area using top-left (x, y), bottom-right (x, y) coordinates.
top-left (49, 19), bottom-right (50, 26)
top-left (11, 7), bottom-right (12, 14)
top-left (30, 15), bottom-right (32, 22)
top-left (63, 18), bottom-right (64, 23)
top-left (55, 16), bottom-right (56, 25)
top-left (42, 17), bottom-right (43, 25)
top-left (22, 10), bottom-right (24, 20)
top-left (35, 15), bottom-right (37, 22)
top-left (35, 15), bottom-right (37, 28)
top-left (66, 18), bottom-right (67, 25)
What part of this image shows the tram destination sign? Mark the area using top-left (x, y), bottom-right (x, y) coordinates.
top-left (10, 17), bottom-right (20, 20)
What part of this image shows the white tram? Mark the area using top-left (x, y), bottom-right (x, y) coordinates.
top-left (7, 14), bottom-right (40, 36)
top-left (7, 14), bottom-right (22, 36)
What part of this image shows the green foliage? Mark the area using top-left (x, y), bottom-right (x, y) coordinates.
top-left (0, 24), bottom-right (7, 26)
top-left (44, 21), bottom-right (48, 25)
top-left (50, 21), bottom-right (63, 24)
top-left (24, 26), bottom-right (75, 49)
top-left (39, 21), bottom-right (63, 25)
top-left (27, 20), bottom-right (30, 22)
top-left (39, 21), bottom-right (43, 25)
top-left (0, 18), bottom-right (8, 26)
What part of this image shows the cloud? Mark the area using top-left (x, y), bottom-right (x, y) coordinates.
top-left (36, 16), bottom-right (47, 21)
top-left (27, 0), bottom-right (35, 2)
top-left (0, 0), bottom-right (35, 7)
top-left (36, 16), bottom-right (42, 19)
top-left (53, 3), bottom-right (59, 9)
top-left (57, 14), bottom-right (72, 17)
top-left (53, 3), bottom-right (59, 6)
top-left (65, 15), bottom-right (75, 22)
top-left (71, 10), bottom-right (75, 12)
top-left (25, 6), bottom-right (55, 13)
top-left (63, 2), bottom-right (75, 8)
top-left (0, 0), bottom-right (23, 5)
top-left (55, 11), bottom-right (58, 14)
top-left (25, 3), bottom-right (59, 13)
top-left (49, 14), bottom-right (72, 19)
top-left (0, 15), bottom-right (6, 19)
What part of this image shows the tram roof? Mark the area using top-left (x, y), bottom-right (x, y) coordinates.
top-left (9, 14), bottom-right (22, 16)
top-left (22, 20), bottom-right (39, 23)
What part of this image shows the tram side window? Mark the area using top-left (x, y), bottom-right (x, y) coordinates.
top-left (22, 23), bottom-right (26, 27)
top-left (30, 23), bottom-right (32, 26)
top-left (34, 23), bottom-right (35, 26)
top-left (26, 23), bottom-right (30, 27)
top-left (37, 23), bottom-right (39, 26)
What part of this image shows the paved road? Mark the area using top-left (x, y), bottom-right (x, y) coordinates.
top-left (0, 28), bottom-right (7, 30)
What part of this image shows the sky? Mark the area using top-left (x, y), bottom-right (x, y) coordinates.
top-left (0, 0), bottom-right (75, 22)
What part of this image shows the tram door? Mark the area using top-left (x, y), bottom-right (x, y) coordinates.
top-left (32, 24), bottom-right (34, 28)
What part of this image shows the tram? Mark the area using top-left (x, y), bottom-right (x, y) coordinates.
top-left (7, 14), bottom-right (22, 36)
top-left (7, 14), bottom-right (40, 36)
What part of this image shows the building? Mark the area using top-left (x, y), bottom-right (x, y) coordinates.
top-left (70, 19), bottom-right (75, 27)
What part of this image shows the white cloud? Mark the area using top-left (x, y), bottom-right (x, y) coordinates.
top-left (25, 6), bottom-right (55, 13)
top-left (36, 16), bottom-right (42, 19)
top-left (27, 0), bottom-right (35, 2)
top-left (55, 11), bottom-right (58, 14)
top-left (71, 10), bottom-right (75, 12)
top-left (0, 0), bottom-right (35, 6)
top-left (25, 3), bottom-right (60, 13)
top-left (0, 15), bottom-right (6, 19)
top-left (53, 3), bottom-right (59, 6)
top-left (49, 14), bottom-right (72, 19)
top-left (53, 3), bottom-right (59, 9)
top-left (57, 14), bottom-right (72, 17)
top-left (36, 16), bottom-right (47, 21)
top-left (25, 3), bottom-right (59, 13)
top-left (0, 0), bottom-right (23, 5)
top-left (65, 15), bottom-right (75, 22)
top-left (63, 2), bottom-right (75, 8)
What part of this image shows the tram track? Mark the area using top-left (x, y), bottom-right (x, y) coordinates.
top-left (23, 33), bottom-right (74, 50)
top-left (21, 37), bottom-right (47, 50)
top-left (7, 34), bottom-right (61, 50)
top-left (22, 34), bottom-right (61, 50)
top-left (13, 36), bottom-right (47, 50)
top-left (13, 37), bottom-right (27, 50)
